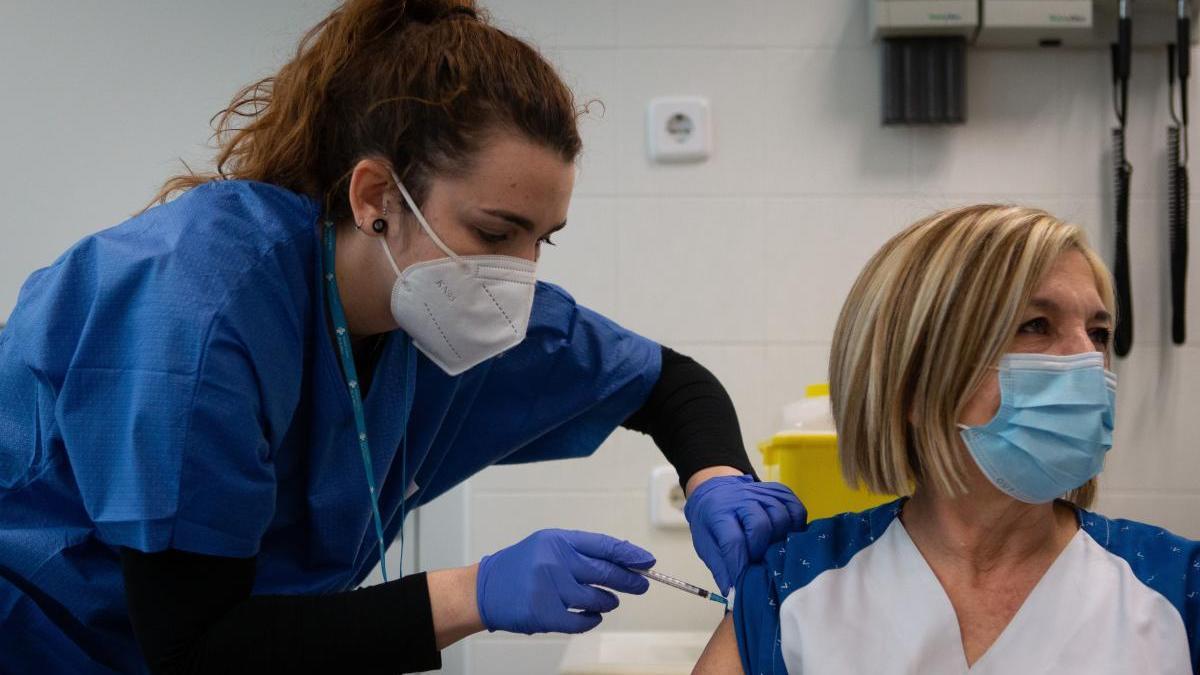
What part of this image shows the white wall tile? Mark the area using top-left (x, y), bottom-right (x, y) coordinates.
top-left (470, 637), bottom-right (570, 675)
top-left (614, 49), bottom-right (769, 196)
top-left (0, 0), bottom-right (339, 318)
top-left (1120, 197), bottom-right (1172, 347)
top-left (763, 0), bottom-right (870, 49)
top-left (1053, 196), bottom-right (1107, 254)
top-left (543, 48), bottom-right (622, 196)
top-left (1104, 346), bottom-right (1200, 492)
top-left (761, 48), bottom-right (912, 196)
top-left (616, 0), bottom-right (769, 48)
top-left (763, 344), bottom-right (832, 418)
top-left (1093, 491), bottom-right (1200, 540)
top-left (908, 194), bottom-right (1061, 214)
top-left (911, 50), bottom-right (1064, 196)
top-left (763, 197), bottom-right (917, 342)
top-left (1054, 50), bottom-right (1115, 198)
top-left (616, 198), bottom-right (767, 343)
top-left (537, 197), bottom-right (620, 316)
top-left (487, 0), bottom-right (618, 48)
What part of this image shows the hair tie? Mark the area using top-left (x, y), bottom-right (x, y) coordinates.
top-left (441, 5), bottom-right (477, 21)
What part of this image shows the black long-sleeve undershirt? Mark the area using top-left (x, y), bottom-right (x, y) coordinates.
top-left (621, 346), bottom-right (757, 486)
top-left (120, 548), bottom-right (440, 674)
top-left (120, 345), bottom-right (752, 673)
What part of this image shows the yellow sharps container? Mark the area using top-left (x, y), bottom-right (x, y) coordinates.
top-left (759, 383), bottom-right (894, 520)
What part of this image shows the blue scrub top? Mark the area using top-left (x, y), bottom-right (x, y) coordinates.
top-left (0, 180), bottom-right (662, 673)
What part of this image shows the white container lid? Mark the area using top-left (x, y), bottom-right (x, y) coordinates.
top-left (778, 383), bottom-right (835, 434)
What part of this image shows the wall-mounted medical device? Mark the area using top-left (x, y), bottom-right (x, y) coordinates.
top-left (975, 1), bottom-right (1095, 47)
top-left (976, 0), bottom-right (1199, 46)
top-left (871, 0), bottom-right (1200, 46)
top-left (872, 1), bottom-right (977, 124)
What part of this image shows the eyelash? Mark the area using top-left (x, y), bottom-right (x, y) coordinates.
top-left (475, 229), bottom-right (507, 244)
top-left (1090, 327), bottom-right (1112, 347)
top-left (473, 229), bottom-right (556, 247)
top-left (1018, 317), bottom-right (1050, 334)
top-left (1017, 317), bottom-right (1112, 347)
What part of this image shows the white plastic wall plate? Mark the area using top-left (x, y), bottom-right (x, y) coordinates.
top-left (870, 0), bottom-right (979, 39)
top-left (646, 96), bottom-right (711, 163)
top-left (649, 465), bottom-right (688, 529)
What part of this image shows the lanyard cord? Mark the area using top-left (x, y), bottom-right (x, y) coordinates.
top-left (322, 220), bottom-right (409, 583)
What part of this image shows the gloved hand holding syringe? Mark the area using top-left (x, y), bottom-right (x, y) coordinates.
top-left (474, 529), bottom-right (730, 639)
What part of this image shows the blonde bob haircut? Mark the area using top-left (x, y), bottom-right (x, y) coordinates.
top-left (829, 205), bottom-right (1115, 509)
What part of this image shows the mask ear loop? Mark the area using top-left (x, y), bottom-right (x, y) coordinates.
top-left (378, 237), bottom-right (403, 278)
top-left (388, 169), bottom-right (462, 263)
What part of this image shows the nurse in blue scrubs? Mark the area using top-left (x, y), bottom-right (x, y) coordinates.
top-left (0, 1), bottom-right (803, 673)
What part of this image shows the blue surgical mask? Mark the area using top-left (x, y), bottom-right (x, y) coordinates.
top-left (959, 351), bottom-right (1117, 504)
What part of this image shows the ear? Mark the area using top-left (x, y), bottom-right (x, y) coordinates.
top-left (347, 158), bottom-right (396, 238)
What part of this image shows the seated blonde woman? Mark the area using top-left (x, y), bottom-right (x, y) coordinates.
top-left (695, 205), bottom-right (1199, 674)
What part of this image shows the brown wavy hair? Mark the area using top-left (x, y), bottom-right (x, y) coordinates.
top-left (150, 0), bottom-right (582, 219)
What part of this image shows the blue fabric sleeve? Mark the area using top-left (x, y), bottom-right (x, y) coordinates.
top-left (485, 282), bottom-right (662, 466)
top-left (53, 217), bottom-right (311, 557)
top-left (734, 560), bottom-right (787, 674)
top-left (56, 312), bottom-right (282, 557)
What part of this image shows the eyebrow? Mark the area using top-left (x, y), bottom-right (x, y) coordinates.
top-left (1029, 297), bottom-right (1112, 323)
top-left (481, 208), bottom-right (567, 233)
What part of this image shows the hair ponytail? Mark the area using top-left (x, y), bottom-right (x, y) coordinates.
top-left (150, 0), bottom-right (580, 218)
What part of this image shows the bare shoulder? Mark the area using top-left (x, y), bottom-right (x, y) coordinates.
top-left (693, 615), bottom-right (742, 674)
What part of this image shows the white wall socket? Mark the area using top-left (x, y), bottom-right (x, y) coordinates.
top-left (649, 465), bottom-right (689, 529)
top-left (646, 96), bottom-right (711, 163)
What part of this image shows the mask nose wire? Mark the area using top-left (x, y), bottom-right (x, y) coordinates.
top-left (388, 169), bottom-right (462, 264)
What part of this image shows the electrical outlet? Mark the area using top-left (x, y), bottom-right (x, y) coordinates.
top-left (649, 465), bottom-right (688, 529)
top-left (646, 96), bottom-right (711, 163)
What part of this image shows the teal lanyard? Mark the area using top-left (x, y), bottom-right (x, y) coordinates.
top-left (321, 220), bottom-right (413, 583)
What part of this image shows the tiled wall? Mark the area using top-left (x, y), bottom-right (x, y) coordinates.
top-left (453, 1), bottom-right (1200, 672)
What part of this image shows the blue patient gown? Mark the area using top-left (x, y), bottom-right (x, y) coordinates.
top-left (735, 500), bottom-right (1200, 674)
top-left (0, 180), bottom-right (661, 673)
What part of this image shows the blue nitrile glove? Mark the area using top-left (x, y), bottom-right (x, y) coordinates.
top-left (684, 474), bottom-right (807, 595)
top-left (476, 529), bottom-right (656, 635)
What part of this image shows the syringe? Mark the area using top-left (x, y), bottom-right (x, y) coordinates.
top-left (628, 567), bottom-right (728, 606)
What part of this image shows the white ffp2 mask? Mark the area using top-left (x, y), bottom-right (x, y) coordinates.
top-left (380, 171), bottom-right (537, 376)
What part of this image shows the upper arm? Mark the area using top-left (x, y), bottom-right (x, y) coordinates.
top-left (120, 547), bottom-right (257, 674)
top-left (482, 284), bottom-right (662, 465)
top-left (57, 265), bottom-right (305, 556)
top-left (695, 615), bottom-right (743, 674)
